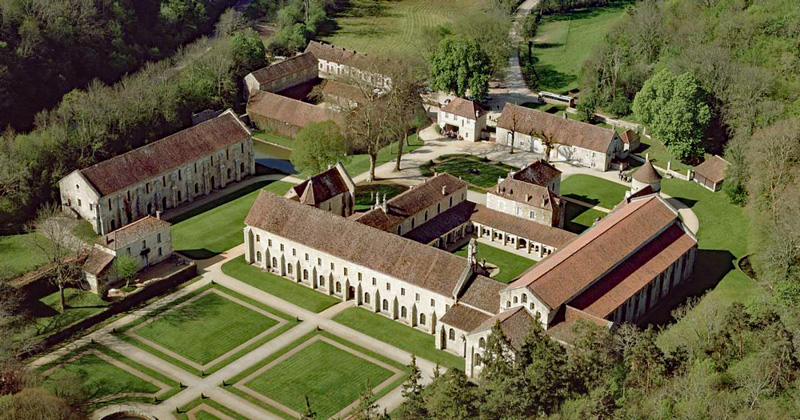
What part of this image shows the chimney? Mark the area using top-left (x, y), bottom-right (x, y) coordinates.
top-left (441, 185), bottom-right (447, 195)
top-left (563, 113), bottom-right (567, 119)
top-left (156, 211), bottom-right (161, 220)
top-left (381, 193), bottom-right (388, 212)
top-left (525, 194), bottom-right (530, 202)
top-left (475, 110), bottom-right (480, 119)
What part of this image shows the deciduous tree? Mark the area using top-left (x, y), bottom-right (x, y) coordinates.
top-left (430, 35), bottom-right (492, 101)
top-left (290, 121), bottom-right (348, 174)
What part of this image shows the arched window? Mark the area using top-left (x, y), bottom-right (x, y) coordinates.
top-left (319, 276), bottom-right (325, 287)
top-left (272, 257), bottom-right (277, 267)
top-left (513, 296), bottom-right (518, 304)
top-left (256, 251), bottom-right (262, 262)
top-left (401, 307), bottom-right (407, 318)
top-left (382, 300), bottom-right (389, 311)
top-left (449, 329), bottom-right (455, 340)
top-left (522, 294), bottom-right (527, 303)
top-left (335, 282), bottom-right (341, 293)
top-left (479, 337), bottom-right (486, 348)
top-left (420, 313), bottom-right (426, 325)
top-left (364, 293), bottom-right (370, 304)
top-left (303, 269), bottom-right (308, 280)
top-left (287, 264), bottom-right (293, 274)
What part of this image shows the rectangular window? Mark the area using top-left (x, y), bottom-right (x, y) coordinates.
top-left (78, 199), bottom-right (82, 207)
top-left (89, 203), bottom-right (93, 211)
top-left (372, 277), bottom-right (376, 286)
top-left (401, 288), bottom-right (405, 296)
top-left (415, 293), bottom-right (420, 302)
top-left (158, 247), bottom-right (162, 257)
top-left (195, 162), bottom-right (198, 173)
top-left (211, 156), bottom-right (214, 165)
top-left (317, 258), bottom-right (321, 266)
top-left (162, 176), bottom-right (166, 185)
top-left (529, 211), bottom-right (535, 219)
top-left (280, 244), bottom-right (284, 251)
top-left (108, 199), bottom-right (112, 210)
top-left (431, 299), bottom-right (435, 307)
top-left (226, 149), bottom-right (230, 160)
top-left (256, 235), bottom-right (260, 242)
top-left (178, 170), bottom-right (181, 181)
top-left (268, 239), bottom-right (272, 247)
top-left (386, 283), bottom-right (391, 291)
top-left (146, 183), bottom-right (150, 194)
top-left (142, 240), bottom-right (146, 248)
top-left (292, 248), bottom-right (296, 256)
top-left (358, 273), bottom-right (362, 281)
top-left (157, 233), bottom-right (161, 243)
top-left (241, 143), bottom-right (244, 153)
top-left (331, 262), bottom-right (335, 270)
top-left (305, 253), bottom-right (309, 261)
top-left (343, 267), bottom-right (348, 276)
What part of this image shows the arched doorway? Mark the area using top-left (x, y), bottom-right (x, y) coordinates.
top-left (161, 197), bottom-right (167, 211)
top-left (210, 176), bottom-right (216, 190)
top-left (440, 327), bottom-right (447, 350)
top-left (347, 286), bottom-right (355, 301)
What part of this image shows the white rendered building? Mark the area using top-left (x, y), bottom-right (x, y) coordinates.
top-left (437, 98), bottom-right (487, 141)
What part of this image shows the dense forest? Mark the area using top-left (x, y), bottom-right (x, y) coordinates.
top-left (0, 0), bottom-right (241, 132)
top-left (0, 14), bottom-right (266, 232)
top-left (581, 0), bottom-right (800, 301)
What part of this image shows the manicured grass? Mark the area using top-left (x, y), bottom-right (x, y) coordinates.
top-left (563, 202), bottom-right (606, 234)
top-left (177, 398), bottom-right (248, 420)
top-left (72, 219), bottom-right (100, 244)
top-left (45, 352), bottom-right (158, 397)
top-left (322, 0), bottom-right (488, 57)
top-left (0, 233), bottom-right (51, 282)
top-left (343, 134), bottom-right (424, 178)
top-left (354, 184), bottom-right (408, 211)
top-left (422, 155), bottom-right (517, 188)
top-left (222, 255), bottom-right (340, 313)
top-left (560, 174), bottom-right (628, 209)
top-left (252, 130), bottom-right (294, 149)
top-left (453, 242), bottom-right (535, 283)
top-left (171, 181), bottom-right (293, 259)
top-left (245, 339), bottom-right (394, 419)
top-left (333, 307), bottom-right (464, 370)
top-left (524, 2), bottom-right (630, 93)
top-left (635, 135), bottom-right (692, 173)
top-left (22, 288), bottom-right (109, 339)
top-left (133, 292), bottom-right (278, 365)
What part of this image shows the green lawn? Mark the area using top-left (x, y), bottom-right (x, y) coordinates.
top-left (333, 307), bottom-right (464, 370)
top-left (45, 352), bottom-right (158, 399)
top-left (177, 398), bottom-right (248, 420)
top-left (342, 134), bottom-right (424, 178)
top-left (635, 135), bottom-right (692, 173)
top-left (453, 242), bottom-right (535, 283)
top-left (322, 0), bottom-right (488, 57)
top-left (524, 2), bottom-right (630, 93)
top-left (252, 130), bottom-right (294, 149)
top-left (563, 202), bottom-right (606, 234)
top-left (422, 155), bottom-right (517, 188)
top-left (354, 184), bottom-right (408, 211)
top-left (0, 233), bottom-right (51, 282)
top-left (171, 181), bottom-right (293, 259)
top-left (21, 288), bottom-right (109, 339)
top-left (222, 255), bottom-right (340, 313)
top-left (560, 174), bottom-right (628, 209)
top-left (133, 292), bottom-right (278, 365)
top-left (245, 339), bottom-right (393, 419)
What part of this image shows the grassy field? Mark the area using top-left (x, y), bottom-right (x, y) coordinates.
top-left (635, 135), bottom-right (692, 173)
top-left (422, 155), bottom-right (517, 189)
top-left (133, 292), bottom-right (278, 365)
top-left (560, 174), bottom-right (628, 209)
top-left (322, 0), bottom-right (489, 57)
top-left (222, 255), bottom-right (340, 313)
top-left (45, 352), bottom-right (158, 398)
top-left (344, 134), bottom-right (424, 178)
top-left (453, 242), bottom-right (535, 283)
top-left (333, 307), bottom-right (464, 370)
top-left (563, 202), bottom-right (606, 234)
top-left (525, 2), bottom-right (630, 93)
top-left (245, 339), bottom-right (394, 419)
top-left (171, 181), bottom-right (293, 259)
top-left (22, 288), bottom-right (109, 339)
top-left (177, 398), bottom-right (247, 420)
top-left (0, 233), bottom-right (52, 281)
top-left (253, 130), bottom-right (294, 149)
top-left (354, 184), bottom-right (408, 211)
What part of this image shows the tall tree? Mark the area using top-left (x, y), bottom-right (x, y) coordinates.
top-left (290, 121), bottom-right (348, 174)
top-left (425, 369), bottom-right (477, 420)
top-left (382, 59), bottom-right (427, 172)
top-left (395, 355), bottom-right (428, 420)
top-left (632, 69), bottom-right (712, 161)
top-left (518, 316), bottom-right (569, 414)
top-left (430, 35), bottom-right (492, 101)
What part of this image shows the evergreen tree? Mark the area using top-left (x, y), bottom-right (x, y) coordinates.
top-left (425, 369), bottom-right (477, 420)
top-left (518, 316), bottom-right (569, 414)
top-left (395, 355), bottom-right (428, 420)
top-left (353, 381), bottom-right (380, 420)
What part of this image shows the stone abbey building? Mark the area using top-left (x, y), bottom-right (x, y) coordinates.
top-left (243, 167), bottom-right (697, 377)
top-left (59, 110), bottom-right (254, 234)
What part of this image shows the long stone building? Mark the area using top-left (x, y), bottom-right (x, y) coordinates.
top-left (242, 170), bottom-right (696, 376)
top-left (59, 110), bottom-right (254, 234)
top-left (496, 104), bottom-right (624, 171)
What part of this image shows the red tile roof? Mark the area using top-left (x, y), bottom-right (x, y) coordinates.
top-left (693, 155), bottom-right (730, 184)
top-left (245, 193), bottom-right (470, 296)
top-left (249, 53), bottom-right (317, 85)
top-left (80, 111), bottom-right (250, 196)
top-left (508, 196), bottom-right (689, 309)
top-left (633, 158), bottom-right (662, 184)
top-left (354, 174), bottom-right (467, 231)
top-left (286, 166), bottom-right (351, 206)
top-left (83, 248), bottom-right (115, 276)
top-left (620, 129), bottom-right (639, 145)
top-left (440, 304), bottom-right (492, 332)
top-left (247, 91), bottom-right (342, 129)
top-left (469, 204), bottom-right (578, 249)
top-left (492, 178), bottom-right (560, 211)
top-left (511, 159), bottom-right (561, 186)
top-left (441, 98), bottom-right (484, 120)
top-left (97, 215), bottom-right (171, 251)
top-left (497, 104), bottom-right (616, 153)
top-left (546, 305), bottom-right (614, 343)
top-left (321, 79), bottom-right (367, 104)
top-left (459, 275), bottom-right (505, 314)
top-left (473, 307), bottom-right (534, 350)
top-left (568, 223), bottom-right (696, 318)
top-left (305, 40), bottom-right (372, 70)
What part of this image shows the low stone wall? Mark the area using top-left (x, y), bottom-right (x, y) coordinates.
top-left (20, 262), bottom-right (197, 360)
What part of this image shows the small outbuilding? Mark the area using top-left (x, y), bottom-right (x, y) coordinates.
top-left (631, 157), bottom-right (662, 193)
top-left (619, 129), bottom-right (641, 157)
top-left (692, 155), bottom-right (730, 192)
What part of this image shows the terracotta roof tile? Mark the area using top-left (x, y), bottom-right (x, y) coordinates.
top-left (402, 201), bottom-right (475, 244)
top-left (492, 178), bottom-right (559, 211)
top-left (620, 129), bottom-right (639, 145)
top-left (83, 248), bottom-right (115, 276)
top-left (508, 196), bottom-right (688, 309)
top-left (546, 305), bottom-right (613, 344)
top-left (245, 193), bottom-right (470, 296)
top-left (321, 79), bottom-right (367, 104)
top-left (440, 304), bottom-right (492, 332)
top-left (305, 40), bottom-right (367, 69)
top-left (441, 98), bottom-right (484, 120)
top-left (459, 275), bottom-right (505, 314)
top-left (568, 224), bottom-right (696, 318)
top-left (469, 204), bottom-right (578, 249)
top-left (249, 53), bottom-right (318, 85)
top-left (97, 216), bottom-right (171, 250)
top-left (473, 307), bottom-right (534, 350)
top-left (693, 155), bottom-right (730, 184)
top-left (286, 166), bottom-right (350, 205)
top-left (511, 159), bottom-right (561, 186)
top-left (633, 158), bottom-right (662, 184)
top-left (497, 104), bottom-right (616, 153)
top-left (354, 174), bottom-right (467, 231)
top-left (80, 111), bottom-right (250, 196)
top-left (247, 91), bottom-right (342, 129)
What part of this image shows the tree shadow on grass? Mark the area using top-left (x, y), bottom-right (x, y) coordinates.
top-left (564, 193), bottom-right (600, 206)
top-left (533, 42), bottom-right (564, 50)
top-left (177, 249), bottom-right (218, 260)
top-left (543, 2), bottom-right (634, 22)
top-left (641, 249), bottom-right (735, 327)
top-left (534, 65), bottom-right (578, 92)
